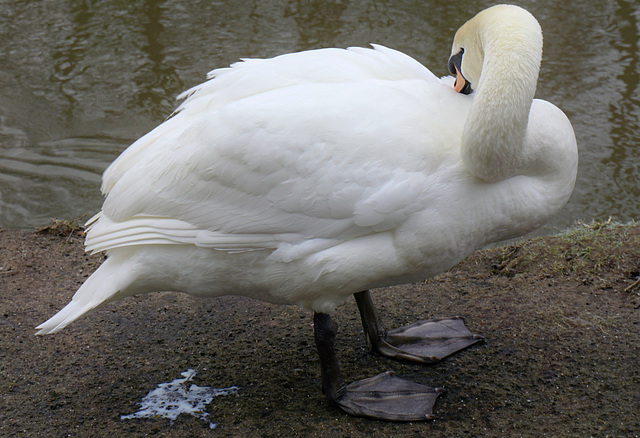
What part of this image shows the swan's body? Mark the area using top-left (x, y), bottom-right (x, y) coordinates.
top-left (38, 5), bottom-right (577, 420)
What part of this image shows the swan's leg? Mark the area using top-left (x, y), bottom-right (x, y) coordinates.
top-left (314, 312), bottom-right (443, 421)
top-left (354, 291), bottom-right (483, 364)
top-left (313, 312), bottom-right (345, 399)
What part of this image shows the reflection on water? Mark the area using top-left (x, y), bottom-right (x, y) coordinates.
top-left (0, 0), bottom-right (639, 230)
top-left (605, 0), bottom-right (640, 211)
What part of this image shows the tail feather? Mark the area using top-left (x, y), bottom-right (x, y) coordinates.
top-left (36, 300), bottom-right (100, 334)
top-left (36, 256), bottom-right (136, 335)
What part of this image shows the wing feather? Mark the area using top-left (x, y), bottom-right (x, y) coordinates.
top-left (88, 45), bottom-right (461, 260)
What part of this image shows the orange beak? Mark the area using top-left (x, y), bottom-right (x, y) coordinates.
top-left (453, 66), bottom-right (467, 93)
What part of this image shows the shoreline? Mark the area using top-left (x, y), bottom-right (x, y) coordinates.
top-left (1, 220), bottom-right (638, 436)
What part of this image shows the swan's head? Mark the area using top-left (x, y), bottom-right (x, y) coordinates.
top-left (447, 5), bottom-right (542, 95)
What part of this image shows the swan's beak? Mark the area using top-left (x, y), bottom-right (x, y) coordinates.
top-left (448, 51), bottom-right (472, 95)
top-left (453, 66), bottom-right (472, 94)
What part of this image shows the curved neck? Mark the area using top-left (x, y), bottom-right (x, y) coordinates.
top-left (461, 16), bottom-right (543, 182)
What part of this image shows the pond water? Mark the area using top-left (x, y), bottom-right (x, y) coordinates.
top-left (0, 0), bottom-right (638, 232)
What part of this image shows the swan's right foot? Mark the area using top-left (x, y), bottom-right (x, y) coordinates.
top-left (354, 291), bottom-right (483, 364)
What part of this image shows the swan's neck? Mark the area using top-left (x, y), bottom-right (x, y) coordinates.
top-left (461, 17), bottom-right (543, 182)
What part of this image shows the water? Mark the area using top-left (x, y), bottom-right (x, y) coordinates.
top-left (0, 0), bottom-right (638, 231)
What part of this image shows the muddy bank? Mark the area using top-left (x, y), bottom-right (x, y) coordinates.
top-left (1, 221), bottom-right (639, 437)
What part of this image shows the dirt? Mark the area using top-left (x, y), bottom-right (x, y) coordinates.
top-left (1, 219), bottom-right (639, 437)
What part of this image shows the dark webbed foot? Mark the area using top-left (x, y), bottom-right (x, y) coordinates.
top-left (314, 313), bottom-right (442, 421)
top-left (313, 291), bottom-right (481, 421)
top-left (337, 371), bottom-right (444, 421)
top-left (354, 291), bottom-right (483, 364)
top-left (381, 316), bottom-right (484, 362)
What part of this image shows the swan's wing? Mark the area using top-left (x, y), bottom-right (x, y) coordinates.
top-left (176, 44), bottom-right (439, 115)
top-left (101, 45), bottom-right (439, 193)
top-left (88, 47), bottom-right (460, 260)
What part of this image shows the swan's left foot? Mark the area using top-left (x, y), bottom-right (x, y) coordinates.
top-left (337, 371), bottom-right (444, 421)
top-left (314, 312), bottom-right (442, 421)
top-left (354, 291), bottom-right (483, 364)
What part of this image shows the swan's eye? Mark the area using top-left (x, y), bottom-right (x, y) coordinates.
top-left (448, 48), bottom-right (464, 75)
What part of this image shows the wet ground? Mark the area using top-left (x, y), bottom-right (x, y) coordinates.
top-left (1, 220), bottom-right (639, 437)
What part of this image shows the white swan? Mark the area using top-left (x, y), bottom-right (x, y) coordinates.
top-left (37, 5), bottom-right (577, 421)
